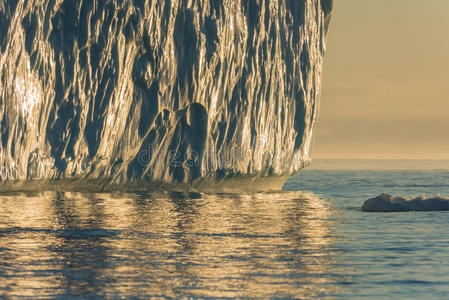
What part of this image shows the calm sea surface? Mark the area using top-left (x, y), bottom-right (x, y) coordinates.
top-left (1, 160), bottom-right (449, 299)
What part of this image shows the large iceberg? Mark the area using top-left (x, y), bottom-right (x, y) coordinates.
top-left (0, 0), bottom-right (333, 191)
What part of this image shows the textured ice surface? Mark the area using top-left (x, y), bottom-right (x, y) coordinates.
top-left (362, 193), bottom-right (449, 212)
top-left (0, 0), bottom-right (332, 190)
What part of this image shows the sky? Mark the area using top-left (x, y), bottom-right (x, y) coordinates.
top-left (313, 0), bottom-right (449, 159)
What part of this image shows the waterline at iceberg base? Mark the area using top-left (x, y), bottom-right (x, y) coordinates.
top-left (0, 0), bottom-right (332, 192)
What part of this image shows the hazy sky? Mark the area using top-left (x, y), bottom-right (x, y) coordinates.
top-left (313, 0), bottom-right (449, 159)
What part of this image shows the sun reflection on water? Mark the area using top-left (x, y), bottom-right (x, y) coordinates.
top-left (0, 191), bottom-right (344, 298)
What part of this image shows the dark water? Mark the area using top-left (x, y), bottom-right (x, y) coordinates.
top-left (2, 162), bottom-right (449, 298)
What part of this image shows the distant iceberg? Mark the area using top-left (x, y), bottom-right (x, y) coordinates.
top-left (362, 193), bottom-right (449, 212)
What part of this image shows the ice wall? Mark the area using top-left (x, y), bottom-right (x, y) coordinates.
top-left (0, 0), bottom-right (332, 190)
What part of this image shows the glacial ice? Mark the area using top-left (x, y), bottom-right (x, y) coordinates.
top-left (362, 193), bottom-right (449, 212)
top-left (0, 0), bottom-right (333, 191)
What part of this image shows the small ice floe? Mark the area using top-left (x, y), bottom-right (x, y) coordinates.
top-left (362, 193), bottom-right (449, 212)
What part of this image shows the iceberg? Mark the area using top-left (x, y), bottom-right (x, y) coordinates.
top-left (0, 0), bottom-right (333, 191)
top-left (362, 193), bottom-right (449, 212)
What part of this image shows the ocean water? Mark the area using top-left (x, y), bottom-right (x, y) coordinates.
top-left (1, 160), bottom-right (449, 299)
